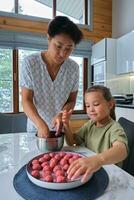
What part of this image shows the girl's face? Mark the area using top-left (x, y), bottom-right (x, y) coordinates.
top-left (47, 33), bottom-right (75, 65)
top-left (85, 91), bottom-right (113, 124)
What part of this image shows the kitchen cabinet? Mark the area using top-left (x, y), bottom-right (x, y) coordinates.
top-left (91, 39), bottom-right (106, 65)
top-left (117, 31), bottom-right (134, 74)
top-left (91, 38), bottom-right (117, 87)
top-left (115, 107), bottom-right (134, 122)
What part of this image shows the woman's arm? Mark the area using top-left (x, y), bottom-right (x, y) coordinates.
top-left (62, 91), bottom-right (78, 111)
top-left (21, 87), bottom-right (50, 138)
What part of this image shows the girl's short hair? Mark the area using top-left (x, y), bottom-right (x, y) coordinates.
top-left (85, 85), bottom-right (116, 120)
top-left (48, 16), bottom-right (83, 45)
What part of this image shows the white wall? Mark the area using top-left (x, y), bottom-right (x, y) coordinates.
top-left (112, 0), bottom-right (134, 38)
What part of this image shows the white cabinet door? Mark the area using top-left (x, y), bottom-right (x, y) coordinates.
top-left (115, 107), bottom-right (134, 122)
top-left (117, 32), bottom-right (134, 74)
top-left (91, 39), bottom-right (106, 65)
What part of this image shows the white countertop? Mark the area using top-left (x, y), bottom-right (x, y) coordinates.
top-left (0, 133), bottom-right (134, 200)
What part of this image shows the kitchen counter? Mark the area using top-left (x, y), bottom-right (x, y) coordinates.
top-left (116, 103), bottom-right (134, 109)
top-left (0, 133), bottom-right (134, 200)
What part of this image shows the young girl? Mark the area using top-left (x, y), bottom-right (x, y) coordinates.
top-left (62, 85), bottom-right (128, 183)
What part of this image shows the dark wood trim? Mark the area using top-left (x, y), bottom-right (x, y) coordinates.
top-left (15, 0), bottom-right (18, 13)
top-left (13, 49), bottom-right (19, 113)
top-left (53, 0), bottom-right (56, 18)
top-left (73, 57), bottom-right (88, 114)
top-left (84, 0), bottom-right (88, 25)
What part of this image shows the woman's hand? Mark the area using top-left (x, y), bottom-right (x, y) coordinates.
top-left (37, 122), bottom-right (50, 138)
top-left (52, 113), bottom-right (63, 135)
top-left (67, 155), bottom-right (103, 183)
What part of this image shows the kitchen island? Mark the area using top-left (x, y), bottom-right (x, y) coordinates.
top-left (0, 133), bottom-right (134, 200)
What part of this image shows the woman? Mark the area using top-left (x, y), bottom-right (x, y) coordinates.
top-left (20, 16), bottom-right (83, 138)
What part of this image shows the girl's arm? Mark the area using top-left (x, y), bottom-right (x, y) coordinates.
top-left (62, 110), bottom-right (76, 146)
top-left (67, 141), bottom-right (128, 183)
top-left (98, 140), bottom-right (128, 165)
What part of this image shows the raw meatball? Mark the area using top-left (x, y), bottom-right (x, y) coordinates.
top-left (59, 151), bottom-right (66, 158)
top-left (54, 154), bottom-right (61, 161)
top-left (44, 175), bottom-right (53, 182)
top-left (32, 159), bottom-right (39, 165)
top-left (49, 160), bottom-right (57, 169)
top-left (64, 154), bottom-right (72, 160)
top-left (41, 161), bottom-right (49, 168)
top-left (31, 170), bottom-right (40, 178)
top-left (43, 165), bottom-right (52, 172)
top-left (42, 170), bottom-right (51, 178)
top-left (55, 169), bottom-right (64, 176)
top-left (56, 175), bottom-right (66, 183)
top-left (32, 163), bottom-right (42, 170)
top-left (63, 164), bottom-right (69, 171)
top-left (49, 152), bottom-right (55, 158)
top-left (60, 159), bottom-right (67, 166)
top-left (43, 154), bottom-right (51, 161)
top-left (39, 157), bottom-right (45, 163)
top-left (53, 165), bottom-right (62, 172)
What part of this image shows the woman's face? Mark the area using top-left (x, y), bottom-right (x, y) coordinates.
top-left (85, 91), bottom-right (113, 123)
top-left (47, 33), bottom-right (75, 65)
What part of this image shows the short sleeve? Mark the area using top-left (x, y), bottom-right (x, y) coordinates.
top-left (20, 57), bottom-right (33, 90)
top-left (74, 121), bottom-right (91, 146)
top-left (110, 123), bottom-right (129, 153)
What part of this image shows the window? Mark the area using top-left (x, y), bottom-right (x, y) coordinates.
top-left (0, 47), bottom-right (87, 113)
top-left (0, 48), bottom-right (13, 112)
top-left (0, 0), bottom-right (92, 28)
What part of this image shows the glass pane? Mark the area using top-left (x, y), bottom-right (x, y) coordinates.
top-left (70, 56), bottom-right (83, 110)
top-left (56, 0), bottom-right (84, 24)
top-left (0, 49), bottom-right (13, 112)
top-left (0, 0), bottom-right (14, 12)
top-left (19, 0), bottom-right (53, 18)
top-left (18, 49), bottom-right (40, 111)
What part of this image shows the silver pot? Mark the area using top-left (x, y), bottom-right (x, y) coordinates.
top-left (36, 131), bottom-right (64, 152)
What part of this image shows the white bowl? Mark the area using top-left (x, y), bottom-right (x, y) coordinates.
top-left (26, 152), bottom-right (93, 190)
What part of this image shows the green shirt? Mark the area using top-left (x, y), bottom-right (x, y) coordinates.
top-left (74, 118), bottom-right (128, 167)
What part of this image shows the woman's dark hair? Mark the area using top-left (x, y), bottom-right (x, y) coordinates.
top-left (85, 85), bottom-right (116, 120)
top-left (48, 16), bottom-right (83, 45)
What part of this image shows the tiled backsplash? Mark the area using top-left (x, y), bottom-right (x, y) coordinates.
top-left (107, 73), bottom-right (134, 95)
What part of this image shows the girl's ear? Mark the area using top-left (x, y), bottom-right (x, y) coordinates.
top-left (109, 99), bottom-right (114, 110)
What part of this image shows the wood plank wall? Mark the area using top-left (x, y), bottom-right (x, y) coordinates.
top-left (0, 0), bottom-right (112, 43)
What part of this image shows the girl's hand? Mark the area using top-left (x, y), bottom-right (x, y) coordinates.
top-left (67, 155), bottom-right (102, 183)
top-left (62, 109), bottom-right (73, 127)
top-left (37, 123), bottom-right (50, 138)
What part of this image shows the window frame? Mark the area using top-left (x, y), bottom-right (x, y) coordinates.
top-left (0, 48), bottom-right (88, 114)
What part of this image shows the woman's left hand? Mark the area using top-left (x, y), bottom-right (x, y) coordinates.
top-left (52, 113), bottom-right (63, 135)
top-left (67, 155), bottom-right (102, 183)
